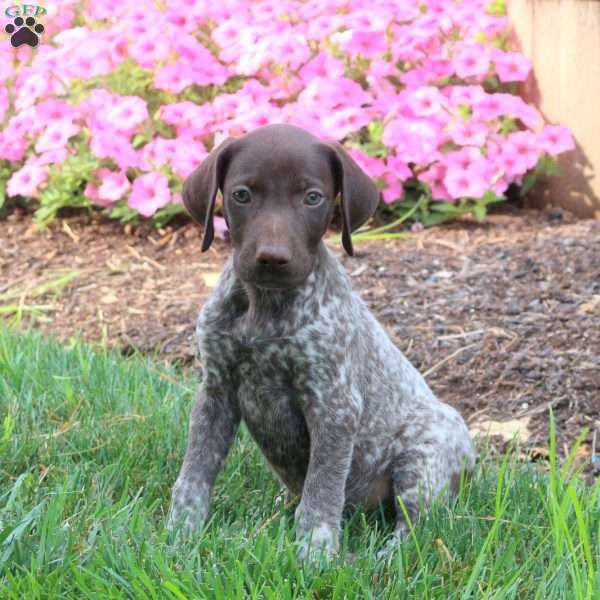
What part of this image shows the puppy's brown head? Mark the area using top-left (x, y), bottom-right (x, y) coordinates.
top-left (183, 124), bottom-right (380, 289)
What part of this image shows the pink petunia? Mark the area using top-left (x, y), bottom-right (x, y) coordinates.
top-left (128, 32), bottom-right (171, 68)
top-left (0, 130), bottom-right (27, 162)
top-left (106, 97), bottom-right (149, 133)
top-left (537, 125), bottom-right (575, 156)
top-left (155, 63), bottom-right (194, 94)
top-left (90, 130), bottom-right (140, 170)
top-left (321, 108), bottom-right (371, 139)
top-left (406, 87), bottom-right (446, 117)
top-left (505, 131), bottom-right (542, 173)
top-left (381, 173), bottom-right (404, 204)
top-left (213, 216), bottom-right (229, 240)
top-left (383, 117), bottom-right (442, 164)
top-left (0, 87), bottom-right (8, 123)
top-left (94, 168), bottom-right (131, 205)
top-left (128, 172), bottom-right (171, 217)
top-left (386, 155), bottom-right (413, 181)
top-left (34, 120), bottom-right (80, 153)
top-left (6, 164), bottom-right (48, 199)
top-left (492, 50), bottom-right (532, 83)
top-left (341, 30), bottom-right (387, 58)
top-left (443, 167), bottom-right (488, 200)
top-left (29, 148), bottom-right (69, 166)
top-left (170, 136), bottom-right (208, 178)
top-left (453, 44), bottom-right (490, 79)
top-left (348, 148), bottom-right (387, 179)
top-left (420, 163), bottom-right (453, 202)
top-left (448, 120), bottom-right (488, 147)
top-left (299, 52), bottom-right (345, 84)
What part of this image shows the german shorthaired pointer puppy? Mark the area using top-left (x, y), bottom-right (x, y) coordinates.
top-left (168, 123), bottom-right (475, 561)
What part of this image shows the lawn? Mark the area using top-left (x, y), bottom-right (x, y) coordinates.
top-left (0, 325), bottom-right (598, 599)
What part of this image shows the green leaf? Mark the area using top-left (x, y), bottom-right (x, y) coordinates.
top-left (132, 134), bottom-right (150, 149)
top-left (481, 190), bottom-right (500, 204)
top-left (520, 172), bottom-right (537, 197)
top-left (108, 201), bottom-right (140, 225)
top-left (367, 120), bottom-right (385, 143)
top-left (472, 202), bottom-right (487, 222)
top-left (458, 104), bottom-right (472, 120)
top-left (420, 212), bottom-right (454, 227)
top-left (429, 202), bottom-right (463, 214)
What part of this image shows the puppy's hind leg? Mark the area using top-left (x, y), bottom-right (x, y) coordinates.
top-left (379, 447), bottom-right (472, 558)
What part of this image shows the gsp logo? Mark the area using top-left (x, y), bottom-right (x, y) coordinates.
top-left (4, 4), bottom-right (46, 47)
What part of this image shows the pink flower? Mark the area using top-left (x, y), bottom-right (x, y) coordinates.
top-left (6, 164), bottom-right (48, 198)
top-left (171, 136), bottom-right (208, 178)
top-left (321, 108), bottom-right (371, 139)
top-left (29, 148), bottom-right (69, 166)
top-left (128, 172), bottom-right (171, 217)
top-left (348, 148), bottom-right (387, 179)
top-left (34, 99), bottom-right (76, 122)
top-left (383, 117), bottom-right (442, 164)
top-left (90, 130), bottom-right (140, 170)
top-left (299, 52), bottom-right (345, 84)
top-left (0, 132), bottom-right (27, 161)
top-left (155, 63), bottom-right (194, 94)
top-left (492, 50), bottom-right (531, 82)
top-left (453, 44), bottom-right (490, 79)
top-left (505, 131), bottom-right (541, 172)
top-left (341, 30), bottom-right (387, 58)
top-left (420, 163), bottom-right (453, 202)
top-left (406, 87), bottom-right (446, 117)
top-left (448, 120), bottom-right (488, 147)
top-left (34, 120), bottom-right (80, 153)
top-left (444, 147), bottom-right (488, 173)
top-left (386, 155), bottom-right (412, 181)
top-left (106, 97), bottom-right (149, 133)
top-left (0, 87), bottom-right (9, 123)
top-left (381, 174), bottom-right (404, 204)
top-left (537, 125), bottom-right (575, 156)
top-left (94, 168), bottom-right (131, 205)
top-left (444, 168), bottom-right (488, 199)
top-left (128, 32), bottom-right (171, 68)
top-left (213, 216), bottom-right (229, 240)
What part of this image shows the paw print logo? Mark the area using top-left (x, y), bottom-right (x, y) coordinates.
top-left (5, 16), bottom-right (44, 48)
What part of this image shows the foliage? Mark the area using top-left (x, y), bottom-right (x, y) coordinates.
top-left (0, 0), bottom-right (575, 233)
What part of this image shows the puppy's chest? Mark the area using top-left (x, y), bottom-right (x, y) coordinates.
top-left (203, 329), bottom-right (311, 415)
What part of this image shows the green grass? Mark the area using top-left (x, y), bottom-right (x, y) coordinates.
top-left (0, 325), bottom-right (598, 599)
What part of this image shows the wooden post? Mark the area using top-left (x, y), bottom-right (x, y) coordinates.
top-left (509, 0), bottom-right (600, 218)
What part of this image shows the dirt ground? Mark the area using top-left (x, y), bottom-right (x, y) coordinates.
top-left (1, 206), bottom-right (599, 472)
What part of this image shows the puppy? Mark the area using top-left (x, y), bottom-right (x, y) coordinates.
top-left (168, 124), bottom-right (475, 561)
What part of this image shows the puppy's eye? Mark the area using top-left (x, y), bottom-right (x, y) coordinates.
top-left (232, 188), bottom-right (251, 204)
top-left (304, 191), bottom-right (324, 206)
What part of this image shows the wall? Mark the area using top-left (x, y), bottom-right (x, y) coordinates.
top-left (509, 0), bottom-right (600, 218)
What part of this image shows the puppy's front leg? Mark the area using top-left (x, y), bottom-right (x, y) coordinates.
top-left (295, 404), bottom-right (357, 562)
top-left (168, 385), bottom-right (240, 533)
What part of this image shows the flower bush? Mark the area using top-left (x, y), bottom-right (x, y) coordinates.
top-left (0, 0), bottom-right (575, 235)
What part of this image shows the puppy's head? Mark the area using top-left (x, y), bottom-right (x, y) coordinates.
top-left (183, 124), bottom-right (380, 289)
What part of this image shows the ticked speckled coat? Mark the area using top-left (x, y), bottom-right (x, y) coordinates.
top-left (167, 124), bottom-right (475, 561)
top-left (169, 243), bottom-right (475, 558)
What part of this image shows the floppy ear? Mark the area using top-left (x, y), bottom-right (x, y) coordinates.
top-left (324, 141), bottom-right (381, 256)
top-left (182, 137), bottom-right (235, 252)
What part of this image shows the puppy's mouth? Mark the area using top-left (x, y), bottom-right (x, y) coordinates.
top-left (249, 274), bottom-right (301, 290)
top-left (243, 265), bottom-right (308, 290)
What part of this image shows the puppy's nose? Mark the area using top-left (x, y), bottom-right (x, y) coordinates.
top-left (256, 244), bottom-right (292, 267)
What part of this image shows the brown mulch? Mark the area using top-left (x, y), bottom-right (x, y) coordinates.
top-left (1, 206), bottom-right (599, 471)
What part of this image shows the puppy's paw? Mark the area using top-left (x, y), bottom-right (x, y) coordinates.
top-left (296, 522), bottom-right (339, 566)
top-left (376, 521), bottom-right (409, 561)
